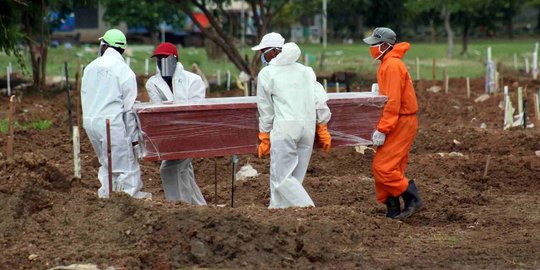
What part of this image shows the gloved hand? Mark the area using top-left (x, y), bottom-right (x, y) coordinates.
top-left (316, 124), bottom-right (332, 152)
top-left (258, 132), bottom-right (270, 158)
top-left (371, 130), bottom-right (386, 146)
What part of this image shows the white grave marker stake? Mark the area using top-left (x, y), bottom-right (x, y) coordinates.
top-left (217, 70), bottom-right (221, 86)
top-left (534, 94), bottom-right (540, 121)
top-left (513, 53), bottom-right (518, 70)
top-left (466, 77), bottom-right (471, 98)
top-left (525, 57), bottom-right (530, 74)
top-left (226, 70), bottom-right (231, 91)
top-left (323, 79), bottom-right (327, 92)
top-left (518, 87), bottom-right (524, 114)
top-left (6, 65), bottom-right (11, 96)
top-left (336, 82), bottom-right (340, 93)
top-left (73, 126), bottom-right (81, 178)
top-left (144, 59), bottom-right (149, 76)
top-left (416, 57), bottom-right (420, 80)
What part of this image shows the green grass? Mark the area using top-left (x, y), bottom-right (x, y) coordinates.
top-left (0, 119), bottom-right (53, 133)
top-left (0, 39), bottom-right (538, 81)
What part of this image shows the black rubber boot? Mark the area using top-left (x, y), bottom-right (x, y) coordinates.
top-left (395, 180), bottom-right (422, 220)
top-left (385, 196), bottom-right (401, 218)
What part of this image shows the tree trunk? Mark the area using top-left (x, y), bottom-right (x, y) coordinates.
top-left (39, 0), bottom-right (48, 91)
top-left (24, 12), bottom-right (40, 88)
top-left (460, 21), bottom-right (469, 55)
top-left (430, 19), bottom-right (436, 44)
top-left (442, 3), bottom-right (453, 59)
top-left (507, 17), bottom-right (514, 39)
top-left (536, 4), bottom-right (540, 34)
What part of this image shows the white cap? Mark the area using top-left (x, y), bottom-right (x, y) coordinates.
top-left (251, 32), bottom-right (285, 51)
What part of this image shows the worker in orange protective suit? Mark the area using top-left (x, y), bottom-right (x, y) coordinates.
top-left (363, 27), bottom-right (422, 220)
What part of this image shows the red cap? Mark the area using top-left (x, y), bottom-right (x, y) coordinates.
top-left (152, 42), bottom-right (178, 58)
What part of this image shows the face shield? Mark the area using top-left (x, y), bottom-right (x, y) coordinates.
top-left (157, 55), bottom-right (178, 78)
top-left (98, 40), bottom-right (107, 57)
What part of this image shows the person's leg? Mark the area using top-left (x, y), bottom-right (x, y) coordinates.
top-left (183, 159), bottom-right (207, 205)
top-left (372, 116), bottom-right (417, 201)
top-left (270, 124), bottom-right (314, 208)
top-left (291, 125), bottom-right (315, 185)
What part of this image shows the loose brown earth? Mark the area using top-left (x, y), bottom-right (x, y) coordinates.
top-left (0, 74), bottom-right (539, 269)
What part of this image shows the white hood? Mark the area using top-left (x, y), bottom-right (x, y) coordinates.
top-left (270, 42), bottom-right (301, 66)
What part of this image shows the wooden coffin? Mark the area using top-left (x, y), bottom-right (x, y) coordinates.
top-left (133, 92), bottom-right (387, 161)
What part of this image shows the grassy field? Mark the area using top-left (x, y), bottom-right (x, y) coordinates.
top-left (0, 39), bottom-right (538, 82)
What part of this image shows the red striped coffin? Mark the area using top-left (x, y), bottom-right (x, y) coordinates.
top-left (133, 92), bottom-right (387, 161)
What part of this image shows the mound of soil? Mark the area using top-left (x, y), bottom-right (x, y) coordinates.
top-left (0, 76), bottom-right (539, 269)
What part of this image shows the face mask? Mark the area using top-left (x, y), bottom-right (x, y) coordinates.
top-left (260, 48), bottom-right (274, 66)
top-left (98, 40), bottom-right (107, 57)
top-left (157, 55), bottom-right (178, 77)
top-left (370, 43), bottom-right (392, 60)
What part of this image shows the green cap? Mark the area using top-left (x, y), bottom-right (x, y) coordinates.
top-left (99, 29), bottom-right (127, 49)
top-left (363, 27), bottom-right (396, 45)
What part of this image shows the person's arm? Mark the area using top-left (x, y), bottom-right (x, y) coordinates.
top-left (257, 71), bottom-right (274, 133)
top-left (376, 61), bottom-right (403, 134)
top-left (120, 69), bottom-right (139, 143)
top-left (145, 77), bottom-right (163, 104)
top-left (314, 81), bottom-right (331, 124)
top-left (188, 74), bottom-right (206, 100)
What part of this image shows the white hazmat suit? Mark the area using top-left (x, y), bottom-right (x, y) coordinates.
top-left (145, 62), bottom-right (207, 205)
top-left (257, 42), bottom-right (331, 209)
top-left (81, 48), bottom-right (149, 199)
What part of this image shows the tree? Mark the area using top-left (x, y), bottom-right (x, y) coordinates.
top-left (0, 0), bottom-right (25, 60)
top-left (101, 0), bottom-right (185, 46)
top-left (17, 0), bottom-right (72, 90)
top-left (178, 0), bottom-right (288, 76)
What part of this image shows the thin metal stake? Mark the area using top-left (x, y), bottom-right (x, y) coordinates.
top-left (231, 155), bottom-right (239, 207)
top-left (106, 119), bottom-right (113, 197)
top-left (214, 158), bottom-right (218, 206)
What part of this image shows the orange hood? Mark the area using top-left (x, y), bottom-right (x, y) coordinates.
top-left (383, 42), bottom-right (410, 61)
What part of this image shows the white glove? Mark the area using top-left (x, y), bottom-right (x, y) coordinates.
top-left (371, 130), bottom-right (386, 146)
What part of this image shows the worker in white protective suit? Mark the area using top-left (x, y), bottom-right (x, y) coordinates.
top-left (81, 29), bottom-right (150, 199)
top-left (253, 36), bottom-right (332, 209)
top-left (145, 42), bottom-right (207, 205)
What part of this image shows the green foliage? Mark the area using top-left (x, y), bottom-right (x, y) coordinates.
top-left (101, 0), bottom-right (185, 40)
top-left (0, 119), bottom-right (53, 133)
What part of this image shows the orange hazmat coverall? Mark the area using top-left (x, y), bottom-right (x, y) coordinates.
top-left (373, 42), bottom-right (419, 204)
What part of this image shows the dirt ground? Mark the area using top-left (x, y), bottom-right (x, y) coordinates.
top-left (0, 74), bottom-right (539, 270)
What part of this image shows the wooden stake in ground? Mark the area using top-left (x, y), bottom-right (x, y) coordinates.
top-left (432, 58), bottom-right (436, 86)
top-left (416, 57), bottom-right (420, 80)
top-left (64, 62), bottom-right (73, 135)
top-left (144, 58), bottom-right (149, 76)
top-left (6, 95), bottom-right (15, 160)
top-left (518, 87), bottom-right (524, 114)
top-left (483, 155), bottom-right (491, 178)
top-left (495, 71), bottom-right (500, 92)
top-left (6, 64), bottom-right (11, 97)
top-left (226, 70), bottom-right (231, 91)
top-left (466, 77), bottom-right (471, 98)
top-left (323, 79), bottom-right (328, 92)
top-left (214, 158), bottom-right (218, 206)
top-left (443, 68), bottom-right (448, 94)
top-left (534, 94), bottom-right (540, 121)
top-left (513, 53), bottom-right (518, 70)
top-left (216, 69), bottom-right (221, 86)
top-left (525, 57), bottom-right (530, 74)
top-left (106, 119), bottom-right (113, 197)
top-left (75, 64), bottom-right (83, 127)
top-left (336, 82), bottom-right (340, 93)
top-left (73, 126), bottom-right (81, 179)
